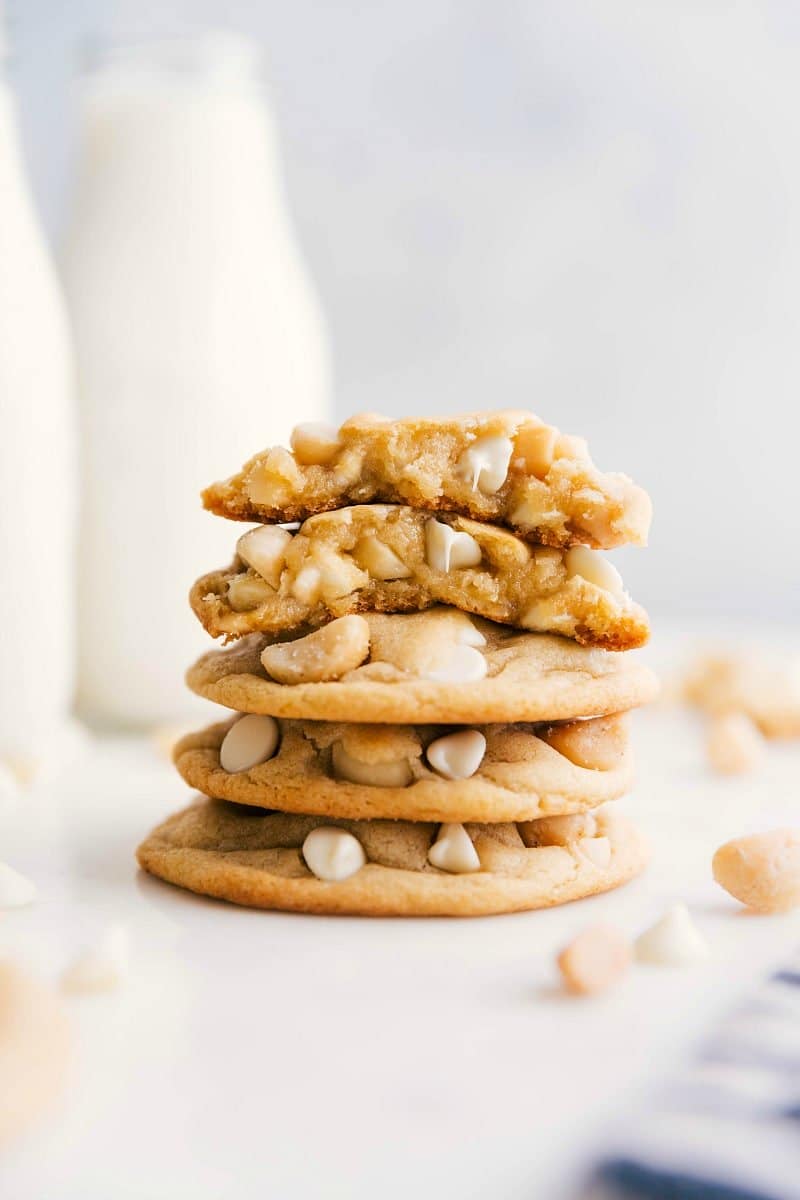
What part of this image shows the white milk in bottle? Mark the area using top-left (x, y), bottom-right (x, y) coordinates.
top-left (63, 34), bottom-right (332, 727)
top-left (0, 27), bottom-right (77, 776)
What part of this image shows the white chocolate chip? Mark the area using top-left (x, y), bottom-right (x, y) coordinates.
top-left (578, 835), bottom-right (612, 869)
top-left (353, 534), bottom-right (412, 580)
top-left (456, 435), bottom-right (514, 494)
top-left (220, 714), bottom-right (280, 772)
top-left (302, 827), bottom-right (366, 881)
top-left (565, 545), bottom-right (625, 598)
top-left (61, 925), bottom-right (129, 994)
top-left (558, 925), bottom-right (631, 996)
top-left (331, 742), bottom-right (413, 788)
top-left (426, 730), bottom-right (486, 781)
top-left (0, 862), bottom-right (36, 908)
top-left (261, 615), bottom-right (370, 684)
top-left (706, 712), bottom-right (765, 775)
top-left (290, 564), bottom-right (323, 606)
top-left (236, 525), bottom-right (293, 589)
top-left (428, 823), bottom-right (481, 874)
top-left (457, 620), bottom-right (486, 648)
top-left (635, 904), bottom-right (709, 965)
top-left (712, 829), bottom-right (800, 912)
top-left (424, 518), bottom-right (482, 573)
top-left (290, 421), bottom-right (341, 465)
top-left (424, 644), bottom-right (487, 683)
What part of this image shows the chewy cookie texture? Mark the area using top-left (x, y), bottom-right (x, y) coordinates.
top-left (191, 504), bottom-right (650, 651)
top-left (202, 410), bottom-right (651, 551)
top-left (139, 409), bottom-right (655, 917)
top-left (137, 800), bottom-right (648, 917)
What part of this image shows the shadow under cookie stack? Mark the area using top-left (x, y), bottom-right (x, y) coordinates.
top-left (138, 412), bottom-right (658, 917)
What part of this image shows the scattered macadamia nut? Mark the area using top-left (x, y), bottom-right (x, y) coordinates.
top-left (706, 712), bottom-right (765, 775)
top-left (260, 615), bottom-right (370, 684)
top-left (302, 827), bottom-right (366, 881)
top-left (635, 904), bottom-right (708, 965)
top-left (220, 714), bottom-right (280, 773)
top-left (713, 829), bottom-right (800, 912)
top-left (557, 925), bottom-right (631, 995)
top-left (428, 823), bottom-right (481, 874)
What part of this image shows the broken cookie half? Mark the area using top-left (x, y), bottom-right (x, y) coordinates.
top-left (191, 504), bottom-right (650, 651)
top-left (201, 409), bottom-right (652, 551)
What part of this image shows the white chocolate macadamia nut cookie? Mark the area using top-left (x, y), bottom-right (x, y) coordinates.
top-left (202, 410), bottom-right (651, 551)
top-left (137, 800), bottom-right (648, 917)
top-left (187, 610), bottom-right (659, 725)
top-left (173, 711), bottom-right (634, 823)
top-left (191, 505), bottom-right (649, 650)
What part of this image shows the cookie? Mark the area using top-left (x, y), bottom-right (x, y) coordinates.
top-left (173, 712), bottom-right (633, 823)
top-left (202, 410), bottom-right (651, 551)
top-left (137, 800), bottom-right (648, 917)
top-left (191, 505), bottom-right (649, 651)
top-left (186, 610), bottom-right (660, 724)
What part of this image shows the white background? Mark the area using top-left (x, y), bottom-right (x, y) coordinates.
top-left (6, 0), bottom-right (800, 620)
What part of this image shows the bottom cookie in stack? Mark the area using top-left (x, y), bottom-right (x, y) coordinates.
top-left (137, 800), bottom-right (647, 918)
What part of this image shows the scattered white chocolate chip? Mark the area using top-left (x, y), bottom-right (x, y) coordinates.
top-left (424, 644), bottom-right (487, 684)
top-left (578, 835), bottom-right (612, 869)
top-left (331, 742), bottom-right (413, 788)
top-left (261, 615), bottom-right (370, 684)
top-left (424, 518), bottom-right (482, 573)
top-left (61, 926), bottom-right (129, 994)
top-left (557, 925), bottom-right (631, 996)
top-left (236, 525), bottom-right (293, 589)
top-left (352, 535), bottom-right (412, 580)
top-left (706, 712), bottom-right (765, 775)
top-left (302, 827), bottom-right (366, 881)
top-left (712, 829), bottom-right (800, 912)
top-left (290, 564), bottom-right (323, 605)
top-left (427, 823), bottom-right (481, 874)
top-left (290, 421), bottom-right (341, 465)
top-left (456, 435), bottom-right (514, 494)
top-left (0, 862), bottom-right (37, 909)
top-left (426, 730), bottom-right (486, 781)
top-left (635, 904), bottom-right (708, 965)
top-left (565, 545), bottom-right (625, 598)
top-left (220, 714), bottom-right (280, 773)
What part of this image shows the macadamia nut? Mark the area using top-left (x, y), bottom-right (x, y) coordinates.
top-left (713, 830), bottom-right (800, 912)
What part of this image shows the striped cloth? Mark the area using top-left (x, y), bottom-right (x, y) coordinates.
top-left (581, 950), bottom-right (800, 1200)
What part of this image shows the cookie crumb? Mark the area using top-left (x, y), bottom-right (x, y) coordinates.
top-left (557, 924), bottom-right (631, 995)
top-left (713, 830), bottom-right (800, 912)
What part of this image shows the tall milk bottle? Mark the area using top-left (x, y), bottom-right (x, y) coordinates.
top-left (0, 32), bottom-right (77, 775)
top-left (63, 35), bottom-right (332, 728)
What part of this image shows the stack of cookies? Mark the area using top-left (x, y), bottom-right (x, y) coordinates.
top-left (138, 411), bottom-right (658, 917)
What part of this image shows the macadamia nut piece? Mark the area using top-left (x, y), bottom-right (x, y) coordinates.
top-left (713, 830), bottom-right (800, 912)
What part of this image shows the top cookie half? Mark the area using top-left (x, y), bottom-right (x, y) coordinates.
top-left (202, 410), bottom-right (652, 551)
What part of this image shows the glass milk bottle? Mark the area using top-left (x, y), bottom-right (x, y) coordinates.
top-left (63, 34), bottom-right (332, 728)
top-left (0, 37), bottom-right (76, 774)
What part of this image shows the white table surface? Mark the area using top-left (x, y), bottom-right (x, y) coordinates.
top-left (2, 635), bottom-right (800, 1200)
